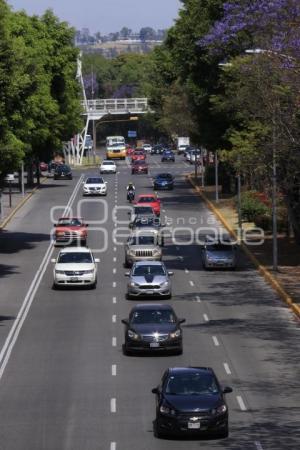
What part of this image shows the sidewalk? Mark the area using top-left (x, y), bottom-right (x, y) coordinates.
top-left (189, 177), bottom-right (300, 310)
top-left (0, 182), bottom-right (42, 229)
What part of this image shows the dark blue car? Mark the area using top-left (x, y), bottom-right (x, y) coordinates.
top-left (161, 149), bottom-right (175, 162)
top-left (153, 173), bottom-right (174, 190)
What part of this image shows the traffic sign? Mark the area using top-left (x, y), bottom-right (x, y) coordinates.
top-left (128, 130), bottom-right (137, 138)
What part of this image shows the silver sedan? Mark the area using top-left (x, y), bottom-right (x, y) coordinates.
top-left (125, 261), bottom-right (173, 299)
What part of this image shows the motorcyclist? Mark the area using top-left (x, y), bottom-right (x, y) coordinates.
top-left (127, 182), bottom-right (135, 201)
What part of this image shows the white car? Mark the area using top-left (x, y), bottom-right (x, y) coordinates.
top-left (52, 247), bottom-right (99, 289)
top-left (143, 144), bottom-right (152, 153)
top-left (83, 176), bottom-right (107, 196)
top-left (100, 160), bottom-right (117, 174)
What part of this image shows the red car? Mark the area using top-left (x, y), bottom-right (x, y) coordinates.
top-left (54, 217), bottom-right (88, 246)
top-left (135, 194), bottom-right (161, 216)
top-left (131, 150), bottom-right (146, 163)
top-left (126, 146), bottom-right (135, 156)
top-left (131, 160), bottom-right (149, 174)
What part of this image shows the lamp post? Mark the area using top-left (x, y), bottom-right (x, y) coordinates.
top-left (215, 150), bottom-right (219, 203)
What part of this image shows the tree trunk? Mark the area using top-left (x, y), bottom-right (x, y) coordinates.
top-left (285, 193), bottom-right (300, 244)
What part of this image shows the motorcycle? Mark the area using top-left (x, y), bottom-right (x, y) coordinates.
top-left (127, 189), bottom-right (135, 203)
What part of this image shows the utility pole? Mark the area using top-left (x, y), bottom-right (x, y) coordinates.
top-left (215, 150), bottom-right (219, 202)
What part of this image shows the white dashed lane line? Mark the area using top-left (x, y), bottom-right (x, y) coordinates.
top-left (113, 268), bottom-right (117, 274)
top-left (203, 313), bottom-right (209, 322)
top-left (112, 296), bottom-right (117, 304)
top-left (110, 442), bottom-right (116, 450)
top-left (110, 398), bottom-right (117, 413)
top-left (113, 281), bottom-right (116, 288)
top-left (113, 257), bottom-right (117, 262)
top-left (223, 362), bottom-right (232, 375)
top-left (114, 247), bottom-right (117, 252)
top-left (112, 337), bottom-right (117, 347)
top-left (195, 295), bottom-right (201, 303)
top-left (255, 442), bottom-right (264, 450)
top-left (189, 280), bottom-right (195, 287)
top-left (112, 365), bottom-right (117, 376)
top-left (212, 336), bottom-right (220, 346)
top-left (236, 395), bottom-right (247, 411)
top-left (185, 268), bottom-right (189, 274)
top-left (112, 315), bottom-right (117, 323)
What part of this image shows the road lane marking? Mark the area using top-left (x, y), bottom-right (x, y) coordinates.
top-left (112, 337), bottom-right (117, 346)
top-left (113, 281), bottom-right (116, 288)
top-left (113, 257), bottom-right (117, 262)
top-left (189, 280), bottom-right (194, 287)
top-left (112, 315), bottom-right (117, 323)
top-left (110, 398), bottom-right (117, 413)
top-left (237, 395), bottom-right (247, 411)
top-left (112, 365), bottom-right (117, 376)
top-left (203, 313), bottom-right (209, 322)
top-left (110, 443), bottom-right (116, 450)
top-left (195, 295), bottom-right (201, 303)
top-left (179, 256), bottom-right (183, 261)
top-left (0, 175), bottom-right (84, 381)
top-left (255, 442), bottom-right (264, 450)
top-left (223, 363), bottom-right (232, 375)
top-left (112, 296), bottom-right (117, 304)
top-left (114, 247), bottom-right (117, 252)
top-left (212, 336), bottom-right (220, 346)
top-left (185, 268), bottom-right (189, 274)
top-left (113, 268), bottom-right (117, 274)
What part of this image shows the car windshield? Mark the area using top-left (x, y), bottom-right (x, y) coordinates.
top-left (131, 309), bottom-right (176, 324)
top-left (129, 235), bottom-right (155, 245)
top-left (207, 244), bottom-right (233, 251)
top-left (138, 197), bottom-right (155, 203)
top-left (133, 265), bottom-right (166, 276)
top-left (86, 178), bottom-right (104, 184)
top-left (57, 252), bottom-right (93, 264)
top-left (103, 161), bottom-right (114, 165)
top-left (56, 165), bottom-right (70, 172)
top-left (165, 372), bottom-right (219, 395)
top-left (134, 206), bottom-right (153, 214)
top-left (134, 161), bottom-right (146, 165)
top-left (58, 219), bottom-right (82, 227)
top-left (157, 174), bottom-right (172, 180)
top-left (134, 217), bottom-right (160, 228)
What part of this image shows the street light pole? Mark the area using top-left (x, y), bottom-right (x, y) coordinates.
top-left (215, 150), bottom-right (219, 202)
top-left (92, 119), bottom-right (96, 165)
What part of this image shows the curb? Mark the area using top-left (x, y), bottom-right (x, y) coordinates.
top-left (0, 178), bottom-right (47, 230)
top-left (187, 174), bottom-right (300, 319)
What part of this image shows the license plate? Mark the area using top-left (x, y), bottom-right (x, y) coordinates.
top-left (146, 290), bottom-right (154, 295)
top-left (71, 277), bottom-right (78, 281)
top-left (150, 342), bottom-right (160, 348)
top-left (188, 422), bottom-right (200, 429)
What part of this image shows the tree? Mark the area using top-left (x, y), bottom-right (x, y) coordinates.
top-left (139, 27), bottom-right (156, 42)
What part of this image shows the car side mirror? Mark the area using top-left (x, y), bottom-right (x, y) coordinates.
top-left (105, 181), bottom-right (108, 184)
top-left (53, 224), bottom-right (57, 227)
top-left (94, 258), bottom-right (100, 263)
top-left (151, 387), bottom-right (159, 394)
top-left (125, 272), bottom-right (130, 277)
top-left (179, 318), bottom-right (186, 324)
top-left (168, 271), bottom-right (174, 276)
top-left (51, 258), bottom-right (56, 263)
top-left (223, 386), bottom-right (233, 394)
top-left (121, 319), bottom-right (129, 325)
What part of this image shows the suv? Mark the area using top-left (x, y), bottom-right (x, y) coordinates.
top-left (54, 164), bottom-right (72, 180)
top-left (124, 231), bottom-right (162, 267)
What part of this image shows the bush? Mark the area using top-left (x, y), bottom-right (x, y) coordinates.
top-left (239, 191), bottom-right (270, 222)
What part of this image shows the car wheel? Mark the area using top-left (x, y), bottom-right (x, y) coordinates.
top-left (124, 259), bottom-right (129, 268)
top-left (81, 239), bottom-right (87, 246)
top-left (218, 424), bottom-right (229, 439)
top-left (90, 280), bottom-right (97, 289)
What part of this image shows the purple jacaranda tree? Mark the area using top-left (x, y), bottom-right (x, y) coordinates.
top-left (200, 0), bottom-right (300, 59)
top-left (83, 73), bottom-right (99, 99)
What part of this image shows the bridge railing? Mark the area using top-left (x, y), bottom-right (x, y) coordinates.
top-left (82, 98), bottom-right (149, 114)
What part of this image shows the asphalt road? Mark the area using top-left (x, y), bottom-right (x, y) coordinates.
top-left (0, 154), bottom-right (299, 450)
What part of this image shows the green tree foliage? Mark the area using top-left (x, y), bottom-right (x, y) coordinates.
top-left (0, 3), bottom-right (81, 176)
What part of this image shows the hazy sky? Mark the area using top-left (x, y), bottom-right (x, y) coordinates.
top-left (8, 0), bottom-right (181, 33)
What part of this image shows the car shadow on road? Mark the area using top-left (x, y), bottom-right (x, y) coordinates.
top-left (0, 263), bottom-right (19, 279)
top-left (0, 314), bottom-right (16, 325)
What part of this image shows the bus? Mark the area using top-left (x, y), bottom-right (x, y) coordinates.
top-left (106, 136), bottom-right (126, 160)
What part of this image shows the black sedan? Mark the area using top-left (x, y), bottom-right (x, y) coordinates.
top-left (153, 173), bottom-right (174, 190)
top-left (122, 304), bottom-right (185, 355)
top-left (54, 164), bottom-right (72, 180)
top-left (152, 367), bottom-right (232, 438)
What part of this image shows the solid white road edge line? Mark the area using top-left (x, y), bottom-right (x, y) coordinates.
top-left (0, 174), bottom-right (84, 381)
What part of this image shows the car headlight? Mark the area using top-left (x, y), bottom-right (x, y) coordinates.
top-left (160, 405), bottom-right (176, 416)
top-left (160, 281), bottom-right (169, 287)
top-left (153, 249), bottom-right (161, 256)
top-left (212, 404), bottom-right (227, 415)
top-left (127, 250), bottom-right (135, 256)
top-left (130, 281), bottom-right (139, 287)
top-left (84, 269), bottom-right (95, 274)
top-left (170, 329), bottom-right (181, 339)
top-left (55, 270), bottom-right (65, 274)
top-left (128, 330), bottom-right (139, 340)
